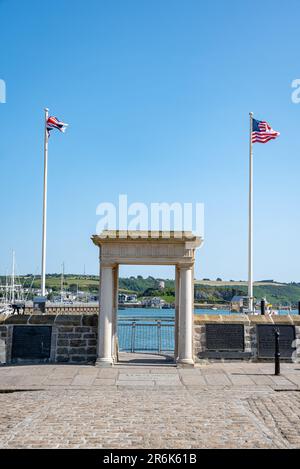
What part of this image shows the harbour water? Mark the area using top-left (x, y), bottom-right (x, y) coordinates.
top-left (118, 307), bottom-right (298, 319)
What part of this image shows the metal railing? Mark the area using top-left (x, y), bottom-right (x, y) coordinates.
top-left (118, 318), bottom-right (175, 354)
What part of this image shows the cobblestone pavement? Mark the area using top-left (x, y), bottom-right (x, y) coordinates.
top-left (0, 361), bottom-right (300, 448)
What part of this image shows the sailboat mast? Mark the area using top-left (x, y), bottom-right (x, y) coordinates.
top-left (11, 250), bottom-right (15, 304)
top-left (61, 262), bottom-right (64, 303)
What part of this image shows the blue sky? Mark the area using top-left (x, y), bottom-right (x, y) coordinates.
top-left (0, 0), bottom-right (299, 281)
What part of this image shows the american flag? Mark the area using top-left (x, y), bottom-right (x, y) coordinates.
top-left (47, 116), bottom-right (68, 137)
top-left (252, 118), bottom-right (280, 144)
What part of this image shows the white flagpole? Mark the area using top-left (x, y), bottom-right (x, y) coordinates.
top-left (41, 108), bottom-right (49, 297)
top-left (248, 112), bottom-right (254, 312)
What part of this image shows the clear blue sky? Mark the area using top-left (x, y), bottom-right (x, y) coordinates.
top-left (0, 0), bottom-right (299, 281)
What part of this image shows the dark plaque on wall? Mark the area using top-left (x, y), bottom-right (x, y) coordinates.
top-left (12, 326), bottom-right (52, 360)
top-left (206, 324), bottom-right (244, 351)
top-left (257, 325), bottom-right (296, 358)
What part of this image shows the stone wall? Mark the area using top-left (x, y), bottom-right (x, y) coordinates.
top-left (1, 313), bottom-right (300, 365)
top-left (0, 314), bottom-right (98, 365)
top-left (194, 314), bottom-right (300, 362)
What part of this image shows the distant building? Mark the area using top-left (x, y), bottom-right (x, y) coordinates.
top-left (118, 293), bottom-right (138, 304)
top-left (157, 280), bottom-right (165, 290)
top-left (118, 293), bottom-right (127, 303)
top-left (230, 295), bottom-right (248, 312)
top-left (127, 294), bottom-right (138, 303)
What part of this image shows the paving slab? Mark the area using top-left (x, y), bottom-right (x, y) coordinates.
top-left (0, 362), bottom-right (300, 448)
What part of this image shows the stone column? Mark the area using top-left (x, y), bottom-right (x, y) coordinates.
top-left (96, 263), bottom-right (114, 366)
top-left (112, 264), bottom-right (119, 362)
top-left (177, 264), bottom-right (194, 366)
top-left (174, 266), bottom-right (180, 361)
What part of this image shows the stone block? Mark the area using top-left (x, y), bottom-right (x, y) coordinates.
top-left (59, 326), bottom-right (74, 333)
top-left (69, 347), bottom-right (86, 355)
top-left (70, 356), bottom-right (86, 362)
top-left (82, 315), bottom-right (98, 327)
top-left (58, 333), bottom-right (82, 339)
top-left (75, 327), bottom-right (91, 333)
top-left (83, 333), bottom-right (96, 339)
top-left (56, 355), bottom-right (70, 363)
top-left (3, 315), bottom-right (30, 324)
top-left (70, 339), bottom-right (86, 347)
top-left (86, 347), bottom-right (97, 355)
top-left (88, 339), bottom-right (97, 346)
top-left (272, 315), bottom-right (293, 325)
top-left (57, 339), bottom-right (69, 346)
top-left (55, 315), bottom-right (82, 326)
top-left (87, 355), bottom-right (97, 362)
top-left (57, 347), bottom-right (69, 355)
top-left (29, 315), bottom-right (56, 324)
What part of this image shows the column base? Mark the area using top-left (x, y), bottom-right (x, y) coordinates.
top-left (95, 357), bottom-right (114, 367)
top-left (176, 357), bottom-right (194, 368)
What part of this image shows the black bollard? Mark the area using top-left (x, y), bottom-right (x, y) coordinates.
top-left (298, 301), bottom-right (300, 315)
top-left (261, 299), bottom-right (266, 315)
top-left (274, 327), bottom-right (280, 376)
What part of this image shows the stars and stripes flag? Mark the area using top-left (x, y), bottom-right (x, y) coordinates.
top-left (252, 118), bottom-right (280, 144)
top-left (46, 116), bottom-right (68, 137)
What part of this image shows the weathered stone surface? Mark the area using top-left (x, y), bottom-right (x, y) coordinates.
top-left (69, 340), bottom-right (86, 347)
top-left (56, 356), bottom-right (69, 363)
top-left (76, 327), bottom-right (91, 333)
top-left (58, 333), bottom-right (82, 339)
top-left (87, 339), bottom-right (97, 346)
top-left (55, 315), bottom-right (82, 326)
top-left (59, 326), bottom-right (74, 333)
top-left (70, 356), bottom-right (86, 362)
top-left (57, 339), bottom-right (68, 347)
top-left (3, 315), bottom-right (30, 324)
top-left (69, 347), bottom-right (86, 355)
top-left (57, 347), bottom-right (69, 355)
top-left (83, 333), bottom-right (96, 339)
top-left (1, 362), bottom-right (300, 449)
top-left (82, 315), bottom-right (98, 327)
top-left (29, 315), bottom-right (56, 325)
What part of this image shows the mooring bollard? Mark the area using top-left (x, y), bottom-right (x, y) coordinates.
top-left (274, 327), bottom-right (280, 376)
top-left (298, 301), bottom-right (300, 316)
top-left (261, 299), bottom-right (266, 315)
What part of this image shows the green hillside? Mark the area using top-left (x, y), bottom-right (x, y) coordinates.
top-left (1, 274), bottom-right (299, 306)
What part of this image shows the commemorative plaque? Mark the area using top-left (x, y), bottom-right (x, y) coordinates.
top-left (257, 325), bottom-right (296, 358)
top-left (206, 324), bottom-right (244, 351)
top-left (12, 326), bottom-right (52, 360)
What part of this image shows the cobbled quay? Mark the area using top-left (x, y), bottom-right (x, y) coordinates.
top-left (1, 361), bottom-right (300, 448)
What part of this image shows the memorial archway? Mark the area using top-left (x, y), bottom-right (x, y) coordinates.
top-left (92, 231), bottom-right (202, 367)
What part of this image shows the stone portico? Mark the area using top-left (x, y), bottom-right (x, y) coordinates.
top-left (91, 231), bottom-right (202, 367)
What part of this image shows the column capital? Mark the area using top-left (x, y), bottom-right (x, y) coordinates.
top-left (100, 262), bottom-right (117, 269)
top-left (177, 262), bottom-right (194, 270)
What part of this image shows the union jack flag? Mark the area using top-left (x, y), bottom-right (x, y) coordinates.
top-left (252, 119), bottom-right (280, 144)
top-left (47, 116), bottom-right (68, 137)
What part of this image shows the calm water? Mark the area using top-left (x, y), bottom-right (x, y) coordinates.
top-left (118, 307), bottom-right (298, 320)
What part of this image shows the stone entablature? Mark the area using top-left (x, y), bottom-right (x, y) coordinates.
top-left (92, 231), bottom-right (200, 267)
